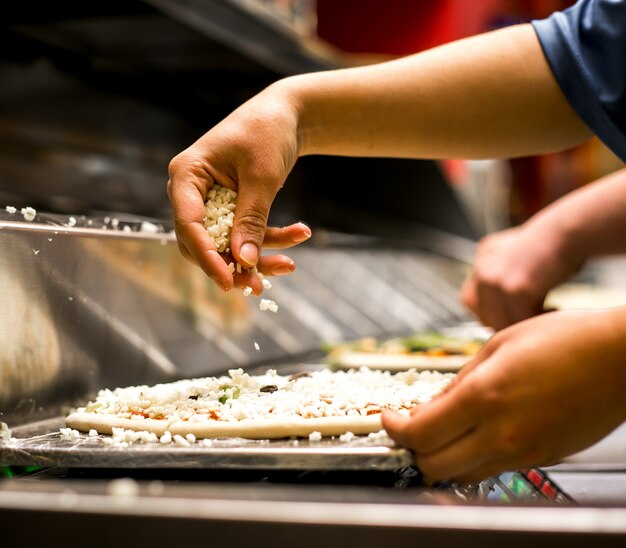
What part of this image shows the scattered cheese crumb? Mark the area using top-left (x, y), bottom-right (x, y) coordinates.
top-left (242, 286), bottom-right (253, 297)
top-left (173, 434), bottom-right (191, 447)
top-left (67, 217), bottom-right (77, 227)
top-left (5, 206), bottom-right (16, 214)
top-left (140, 221), bottom-right (160, 233)
top-left (262, 278), bottom-right (272, 290)
top-left (367, 429), bottom-right (391, 443)
top-left (254, 341), bottom-right (260, 351)
top-left (123, 225), bottom-right (132, 233)
top-left (259, 299), bottom-right (278, 313)
top-left (107, 477), bottom-right (139, 498)
top-left (33, 249), bottom-right (40, 255)
top-left (185, 433), bottom-right (196, 444)
top-left (111, 218), bottom-right (119, 228)
top-left (339, 431), bottom-right (356, 443)
top-left (160, 431), bottom-right (172, 445)
top-left (308, 431), bottom-right (322, 442)
top-left (21, 207), bottom-right (36, 221)
top-left (227, 262), bottom-right (236, 274)
top-left (88, 429), bottom-right (98, 437)
top-left (59, 427), bottom-right (81, 441)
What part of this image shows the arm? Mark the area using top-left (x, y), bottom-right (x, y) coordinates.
top-left (461, 167), bottom-right (626, 330)
top-left (293, 24), bottom-right (590, 159)
top-left (383, 307), bottom-right (626, 483)
top-left (168, 24), bottom-right (591, 287)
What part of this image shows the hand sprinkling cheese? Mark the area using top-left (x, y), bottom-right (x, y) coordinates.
top-left (204, 183), bottom-right (281, 311)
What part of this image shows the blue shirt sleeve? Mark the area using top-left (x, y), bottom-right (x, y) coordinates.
top-left (532, 0), bottom-right (626, 163)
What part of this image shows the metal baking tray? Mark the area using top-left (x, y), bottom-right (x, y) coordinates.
top-left (0, 417), bottom-right (413, 471)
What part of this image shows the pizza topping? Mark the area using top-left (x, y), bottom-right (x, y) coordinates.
top-left (288, 372), bottom-right (311, 381)
top-left (75, 368), bottom-right (454, 424)
top-left (325, 331), bottom-right (485, 365)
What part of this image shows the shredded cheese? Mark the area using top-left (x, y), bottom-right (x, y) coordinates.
top-left (76, 368), bottom-right (454, 424)
top-left (203, 184), bottom-right (237, 253)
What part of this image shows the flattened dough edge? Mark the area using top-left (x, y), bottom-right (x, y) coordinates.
top-left (335, 351), bottom-right (471, 372)
top-left (66, 412), bottom-right (384, 439)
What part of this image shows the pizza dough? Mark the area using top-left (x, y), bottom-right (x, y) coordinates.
top-left (327, 332), bottom-right (485, 372)
top-left (333, 351), bottom-right (471, 372)
top-left (545, 283), bottom-right (626, 311)
top-left (66, 367), bottom-right (454, 440)
top-left (65, 411), bottom-right (384, 439)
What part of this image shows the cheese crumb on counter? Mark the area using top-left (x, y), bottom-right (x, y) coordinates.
top-left (308, 431), bottom-right (322, 442)
top-left (367, 430), bottom-right (391, 443)
top-left (5, 206), bottom-right (16, 214)
top-left (339, 431), bottom-right (356, 443)
top-left (107, 477), bottom-right (139, 498)
top-left (140, 221), bottom-right (160, 233)
top-left (59, 428), bottom-right (81, 441)
top-left (21, 207), bottom-right (36, 221)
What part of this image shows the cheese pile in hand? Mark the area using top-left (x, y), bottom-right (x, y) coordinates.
top-left (203, 183), bottom-right (278, 313)
top-left (203, 183), bottom-right (237, 253)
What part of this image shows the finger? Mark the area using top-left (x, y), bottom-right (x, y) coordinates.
top-left (233, 269), bottom-right (264, 294)
top-left (382, 385), bottom-right (479, 455)
top-left (256, 254), bottom-right (296, 277)
top-left (233, 255), bottom-right (296, 294)
top-left (230, 176), bottom-right (279, 269)
top-left (415, 428), bottom-right (492, 482)
top-left (184, 223), bottom-right (234, 291)
top-left (263, 223), bottom-right (311, 249)
top-left (460, 276), bottom-right (479, 317)
top-left (475, 282), bottom-right (511, 331)
top-left (168, 173), bottom-right (234, 290)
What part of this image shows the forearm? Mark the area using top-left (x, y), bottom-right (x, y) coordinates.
top-left (282, 24), bottom-right (591, 160)
top-left (523, 168), bottom-right (626, 267)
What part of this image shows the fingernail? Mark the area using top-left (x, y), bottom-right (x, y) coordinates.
top-left (239, 243), bottom-right (259, 267)
top-left (271, 262), bottom-right (295, 276)
top-left (294, 226), bottom-right (312, 243)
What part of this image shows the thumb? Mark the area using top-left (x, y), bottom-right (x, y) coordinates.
top-left (230, 177), bottom-right (279, 268)
top-left (381, 409), bottom-right (413, 446)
